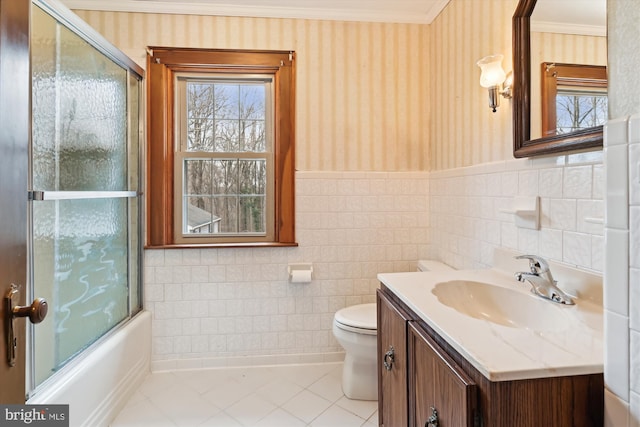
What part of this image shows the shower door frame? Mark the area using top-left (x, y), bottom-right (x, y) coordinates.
top-left (28, 0), bottom-right (145, 398)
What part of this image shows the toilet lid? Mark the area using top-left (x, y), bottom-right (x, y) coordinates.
top-left (334, 303), bottom-right (377, 332)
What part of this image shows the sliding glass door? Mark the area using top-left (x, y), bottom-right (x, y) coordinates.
top-left (28, 0), bottom-right (143, 393)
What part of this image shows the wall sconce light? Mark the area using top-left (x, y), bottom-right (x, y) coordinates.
top-left (477, 54), bottom-right (513, 113)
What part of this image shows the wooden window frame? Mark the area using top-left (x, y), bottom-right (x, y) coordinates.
top-left (540, 62), bottom-right (607, 137)
top-left (146, 47), bottom-right (296, 248)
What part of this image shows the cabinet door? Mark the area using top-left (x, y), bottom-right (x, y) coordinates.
top-left (409, 322), bottom-right (477, 427)
top-left (377, 289), bottom-right (409, 427)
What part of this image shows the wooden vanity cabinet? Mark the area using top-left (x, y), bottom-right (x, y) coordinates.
top-left (377, 287), bottom-right (604, 427)
top-left (377, 287), bottom-right (409, 426)
top-left (377, 289), bottom-right (477, 427)
top-left (409, 322), bottom-right (477, 427)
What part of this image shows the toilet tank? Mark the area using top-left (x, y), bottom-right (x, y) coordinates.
top-left (417, 260), bottom-right (455, 272)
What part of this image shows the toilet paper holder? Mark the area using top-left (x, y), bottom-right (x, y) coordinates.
top-left (288, 263), bottom-right (313, 283)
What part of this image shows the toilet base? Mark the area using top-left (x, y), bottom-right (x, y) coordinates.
top-left (341, 353), bottom-right (378, 401)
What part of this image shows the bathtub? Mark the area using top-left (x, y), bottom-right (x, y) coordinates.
top-left (27, 311), bottom-right (151, 427)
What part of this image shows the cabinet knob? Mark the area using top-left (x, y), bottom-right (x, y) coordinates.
top-left (425, 406), bottom-right (439, 427)
top-left (383, 346), bottom-right (395, 371)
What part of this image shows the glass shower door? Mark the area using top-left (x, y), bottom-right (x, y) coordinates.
top-left (29, 1), bottom-right (143, 392)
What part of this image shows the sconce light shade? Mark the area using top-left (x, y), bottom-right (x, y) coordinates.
top-left (477, 54), bottom-right (507, 88)
top-left (477, 54), bottom-right (512, 113)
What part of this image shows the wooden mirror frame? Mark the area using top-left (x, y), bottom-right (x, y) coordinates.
top-left (512, 0), bottom-right (604, 158)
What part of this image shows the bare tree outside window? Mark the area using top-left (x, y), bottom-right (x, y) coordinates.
top-left (182, 80), bottom-right (269, 235)
top-left (555, 91), bottom-right (607, 134)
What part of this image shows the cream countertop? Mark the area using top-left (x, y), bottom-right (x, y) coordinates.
top-left (377, 267), bottom-right (603, 382)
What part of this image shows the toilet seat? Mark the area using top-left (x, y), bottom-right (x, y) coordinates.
top-left (334, 303), bottom-right (377, 335)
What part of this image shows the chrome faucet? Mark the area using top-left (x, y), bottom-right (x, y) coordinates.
top-left (514, 255), bottom-right (575, 305)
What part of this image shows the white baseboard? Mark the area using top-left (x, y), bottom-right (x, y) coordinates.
top-left (151, 351), bottom-right (345, 372)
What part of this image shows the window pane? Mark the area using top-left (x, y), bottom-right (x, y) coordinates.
top-left (186, 83), bottom-right (215, 151)
top-left (187, 83), bottom-right (214, 119)
top-left (240, 85), bottom-right (265, 119)
top-left (214, 196), bottom-right (239, 233)
top-left (215, 119), bottom-right (240, 152)
top-left (239, 159), bottom-right (266, 195)
top-left (241, 120), bottom-right (266, 152)
top-left (182, 158), bottom-right (267, 236)
top-left (239, 196), bottom-right (265, 233)
top-left (211, 159), bottom-right (238, 194)
top-left (216, 84), bottom-right (240, 119)
top-left (185, 196), bottom-right (217, 234)
top-left (238, 84), bottom-right (266, 152)
top-left (556, 92), bottom-right (608, 134)
top-left (184, 159), bottom-right (212, 196)
top-left (187, 118), bottom-right (214, 151)
top-left (185, 80), bottom-right (266, 154)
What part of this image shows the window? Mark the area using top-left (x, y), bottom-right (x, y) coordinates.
top-left (541, 62), bottom-right (607, 137)
top-left (147, 48), bottom-right (296, 247)
top-left (175, 76), bottom-right (274, 243)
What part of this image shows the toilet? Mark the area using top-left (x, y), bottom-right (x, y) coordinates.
top-left (332, 260), bottom-right (455, 401)
top-left (333, 303), bottom-right (378, 400)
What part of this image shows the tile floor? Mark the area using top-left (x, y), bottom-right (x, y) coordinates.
top-left (110, 362), bottom-right (378, 427)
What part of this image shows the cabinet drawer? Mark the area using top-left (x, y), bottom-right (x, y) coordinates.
top-left (409, 322), bottom-right (477, 427)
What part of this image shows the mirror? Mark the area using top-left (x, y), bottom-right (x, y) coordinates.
top-left (513, 0), bottom-right (607, 157)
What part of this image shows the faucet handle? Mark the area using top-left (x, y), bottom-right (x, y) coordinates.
top-left (515, 254), bottom-right (549, 274)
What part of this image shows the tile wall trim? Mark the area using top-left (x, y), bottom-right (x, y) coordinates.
top-left (430, 154), bottom-right (603, 180)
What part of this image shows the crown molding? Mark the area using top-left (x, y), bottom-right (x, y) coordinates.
top-left (531, 20), bottom-right (606, 37)
top-left (61, 0), bottom-right (449, 24)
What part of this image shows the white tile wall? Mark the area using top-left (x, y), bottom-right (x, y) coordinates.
top-left (604, 113), bottom-right (640, 426)
top-left (145, 171), bottom-right (431, 370)
top-left (430, 157), bottom-right (604, 271)
top-left (145, 160), bottom-right (607, 373)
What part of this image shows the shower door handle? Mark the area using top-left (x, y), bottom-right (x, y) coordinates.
top-left (4, 284), bottom-right (48, 367)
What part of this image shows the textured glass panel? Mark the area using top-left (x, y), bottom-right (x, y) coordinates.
top-left (128, 73), bottom-right (141, 192)
top-left (31, 6), bottom-right (128, 191)
top-left (32, 198), bottom-right (129, 385)
top-left (129, 197), bottom-right (141, 312)
top-left (31, 7), bottom-right (58, 190)
top-left (29, 6), bottom-right (142, 393)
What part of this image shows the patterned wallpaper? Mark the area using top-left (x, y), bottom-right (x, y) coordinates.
top-left (73, 0), bottom-right (529, 172)
top-left (428, 0), bottom-right (517, 171)
top-left (73, 0), bottom-right (603, 172)
top-left (74, 10), bottom-right (431, 172)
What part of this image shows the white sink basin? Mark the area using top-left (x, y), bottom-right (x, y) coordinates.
top-left (431, 280), bottom-right (570, 331)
